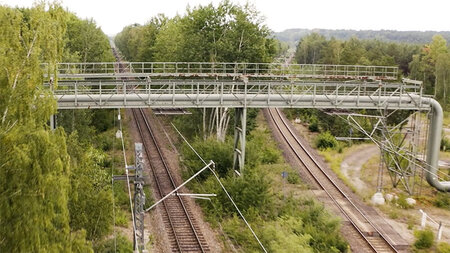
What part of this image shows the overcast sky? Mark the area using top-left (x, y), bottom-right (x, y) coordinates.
top-left (1, 0), bottom-right (449, 36)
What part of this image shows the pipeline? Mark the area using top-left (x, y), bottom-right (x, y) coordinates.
top-left (54, 92), bottom-right (450, 191)
top-left (424, 98), bottom-right (450, 192)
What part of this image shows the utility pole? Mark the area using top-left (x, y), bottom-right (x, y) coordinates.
top-left (113, 143), bottom-right (146, 253)
top-left (133, 143), bottom-right (146, 253)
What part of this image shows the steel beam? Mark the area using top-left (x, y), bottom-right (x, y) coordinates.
top-left (233, 108), bottom-right (246, 172)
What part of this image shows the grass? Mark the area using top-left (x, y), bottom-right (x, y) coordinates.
top-left (319, 147), bottom-right (358, 193)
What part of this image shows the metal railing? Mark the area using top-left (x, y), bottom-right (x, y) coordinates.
top-left (43, 62), bottom-right (399, 80)
top-left (48, 79), bottom-right (426, 110)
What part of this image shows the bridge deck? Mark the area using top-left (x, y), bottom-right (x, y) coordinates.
top-left (43, 62), bottom-right (399, 81)
top-left (49, 79), bottom-right (427, 110)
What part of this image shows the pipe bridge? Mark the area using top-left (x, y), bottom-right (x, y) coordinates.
top-left (43, 62), bottom-right (449, 192)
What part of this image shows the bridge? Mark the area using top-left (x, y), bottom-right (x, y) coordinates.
top-left (43, 62), bottom-right (449, 192)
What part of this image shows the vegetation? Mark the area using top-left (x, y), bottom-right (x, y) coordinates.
top-left (293, 33), bottom-right (450, 108)
top-left (275, 28), bottom-right (450, 44)
top-left (0, 3), bottom-right (130, 252)
top-left (177, 113), bottom-right (348, 252)
top-left (315, 131), bottom-right (338, 150)
top-left (0, 3), bottom-right (89, 252)
top-left (413, 229), bottom-right (435, 250)
top-left (116, 2), bottom-right (277, 63)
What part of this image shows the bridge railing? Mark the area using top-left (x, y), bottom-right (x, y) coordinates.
top-left (43, 62), bottom-right (399, 80)
top-left (49, 80), bottom-right (421, 98)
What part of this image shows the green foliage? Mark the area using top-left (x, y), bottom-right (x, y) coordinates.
top-left (246, 128), bottom-right (282, 166)
top-left (179, 116), bottom-right (348, 252)
top-left (293, 33), bottom-right (420, 75)
top-left (394, 193), bottom-right (413, 209)
top-left (434, 192), bottom-right (450, 210)
top-left (181, 136), bottom-right (234, 178)
top-left (287, 172), bottom-right (301, 184)
top-left (280, 198), bottom-right (348, 253)
top-left (315, 131), bottom-right (338, 150)
top-left (437, 242), bottom-right (450, 253)
top-left (66, 133), bottom-right (113, 240)
top-left (410, 35), bottom-right (450, 105)
top-left (275, 28), bottom-right (450, 45)
top-left (413, 229), bottom-right (435, 249)
top-left (116, 1), bottom-right (277, 63)
top-left (441, 137), bottom-right (450, 151)
top-left (0, 3), bottom-right (95, 251)
top-left (114, 15), bottom-right (167, 61)
top-left (114, 209), bottom-right (129, 227)
top-left (64, 13), bottom-right (114, 62)
top-left (308, 115), bottom-right (319, 132)
top-left (94, 234), bottom-right (133, 253)
top-left (70, 230), bottom-right (94, 253)
top-left (0, 126), bottom-right (73, 252)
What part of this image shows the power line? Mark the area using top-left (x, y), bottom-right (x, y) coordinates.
top-left (117, 108), bottom-right (138, 248)
top-left (171, 122), bottom-right (268, 253)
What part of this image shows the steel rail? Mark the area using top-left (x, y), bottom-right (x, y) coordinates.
top-left (268, 108), bottom-right (399, 253)
top-left (133, 108), bottom-right (206, 252)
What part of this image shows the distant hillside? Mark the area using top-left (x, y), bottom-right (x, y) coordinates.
top-left (274, 28), bottom-right (450, 45)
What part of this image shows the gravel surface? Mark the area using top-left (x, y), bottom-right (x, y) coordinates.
top-left (128, 109), bottom-right (223, 252)
top-left (341, 144), bottom-right (379, 192)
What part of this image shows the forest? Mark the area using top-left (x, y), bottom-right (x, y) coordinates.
top-left (1, 0), bottom-right (450, 252)
top-left (275, 28), bottom-right (450, 44)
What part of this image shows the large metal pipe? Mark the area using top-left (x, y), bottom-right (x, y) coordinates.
top-left (423, 98), bottom-right (450, 192)
top-left (54, 93), bottom-right (450, 191)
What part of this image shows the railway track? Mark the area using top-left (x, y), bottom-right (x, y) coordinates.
top-left (132, 108), bottom-right (209, 252)
top-left (267, 108), bottom-right (399, 253)
top-left (112, 46), bottom-right (208, 252)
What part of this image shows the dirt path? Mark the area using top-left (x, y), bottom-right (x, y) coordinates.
top-left (341, 144), bottom-right (379, 192)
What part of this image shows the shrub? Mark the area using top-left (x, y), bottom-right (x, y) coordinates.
top-left (413, 229), bottom-right (434, 249)
top-left (94, 234), bottom-right (133, 253)
top-left (437, 242), bottom-right (450, 253)
top-left (308, 116), bottom-right (319, 132)
top-left (395, 194), bottom-right (412, 209)
top-left (287, 172), bottom-right (301, 184)
top-left (441, 137), bottom-right (450, 151)
top-left (434, 192), bottom-right (450, 210)
top-left (115, 209), bottom-right (129, 227)
top-left (315, 132), bottom-right (337, 150)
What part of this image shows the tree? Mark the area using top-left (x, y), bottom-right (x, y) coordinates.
top-left (152, 1), bottom-right (276, 141)
top-left (340, 37), bottom-right (367, 65)
top-left (64, 14), bottom-right (114, 62)
top-left (410, 35), bottom-right (449, 98)
top-left (294, 33), bottom-right (327, 64)
top-left (0, 4), bottom-right (91, 251)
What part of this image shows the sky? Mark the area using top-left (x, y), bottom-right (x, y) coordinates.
top-left (1, 0), bottom-right (449, 36)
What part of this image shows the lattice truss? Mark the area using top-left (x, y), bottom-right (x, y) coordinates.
top-left (328, 108), bottom-right (436, 195)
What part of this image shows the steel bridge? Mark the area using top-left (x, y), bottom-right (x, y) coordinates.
top-left (43, 62), bottom-right (449, 192)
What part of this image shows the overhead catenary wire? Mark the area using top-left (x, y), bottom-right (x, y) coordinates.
top-left (112, 109), bottom-right (117, 252)
top-left (117, 108), bottom-right (138, 248)
top-left (170, 122), bottom-right (268, 253)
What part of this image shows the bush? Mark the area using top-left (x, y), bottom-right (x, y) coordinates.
top-left (315, 132), bottom-right (337, 150)
top-left (308, 116), bottom-right (319, 132)
top-left (94, 234), bottom-right (133, 253)
top-left (437, 242), bottom-right (450, 253)
top-left (395, 194), bottom-right (412, 209)
top-left (441, 137), bottom-right (450, 151)
top-left (287, 172), bottom-right (301, 184)
top-left (413, 229), bottom-right (434, 249)
top-left (434, 192), bottom-right (450, 210)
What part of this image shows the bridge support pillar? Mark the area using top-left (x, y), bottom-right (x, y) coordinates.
top-left (49, 114), bottom-right (56, 130)
top-left (233, 108), bottom-right (246, 173)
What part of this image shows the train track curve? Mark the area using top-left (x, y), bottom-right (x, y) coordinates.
top-left (267, 108), bottom-right (399, 253)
